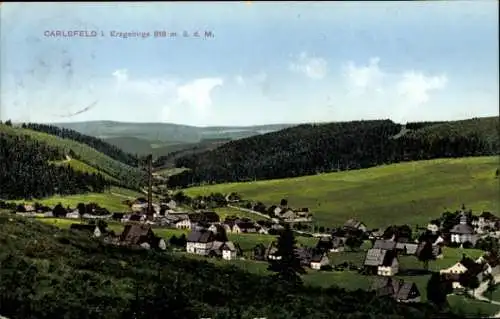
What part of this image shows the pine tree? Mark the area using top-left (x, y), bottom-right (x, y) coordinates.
top-left (267, 224), bottom-right (306, 286)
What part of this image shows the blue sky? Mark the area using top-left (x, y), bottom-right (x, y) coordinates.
top-left (1, 2), bottom-right (498, 126)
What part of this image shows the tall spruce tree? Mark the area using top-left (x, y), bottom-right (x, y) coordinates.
top-left (267, 224), bottom-right (306, 286)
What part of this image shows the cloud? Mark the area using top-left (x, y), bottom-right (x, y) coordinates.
top-left (396, 71), bottom-right (448, 106)
top-left (341, 58), bottom-right (448, 123)
top-left (176, 78), bottom-right (223, 112)
top-left (289, 52), bottom-right (328, 79)
top-left (110, 69), bottom-right (223, 123)
top-left (343, 57), bottom-right (385, 93)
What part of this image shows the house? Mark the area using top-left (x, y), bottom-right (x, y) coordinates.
top-left (66, 210), bottom-right (80, 219)
top-left (373, 239), bottom-right (397, 250)
top-left (427, 222), bottom-right (440, 233)
top-left (174, 215), bottom-right (192, 229)
top-left (111, 213), bottom-right (125, 221)
top-left (343, 219), bottom-right (367, 233)
top-left (253, 243), bottom-right (267, 261)
top-left (265, 241), bottom-right (281, 261)
top-left (330, 237), bottom-right (345, 252)
top-left (70, 223), bottom-right (103, 238)
top-left (232, 221), bottom-right (258, 234)
top-left (166, 200), bottom-right (177, 210)
top-left (440, 254), bottom-right (485, 288)
top-left (280, 209), bottom-right (296, 221)
top-left (450, 212), bottom-right (478, 245)
top-left (414, 243), bottom-right (443, 259)
top-left (199, 211), bottom-right (221, 224)
top-left (128, 214), bottom-right (145, 222)
top-left (310, 251), bottom-right (329, 270)
top-left (221, 241), bottom-right (239, 260)
top-left (43, 211), bottom-right (53, 218)
top-left (258, 226), bottom-right (269, 235)
top-left (186, 229), bottom-right (215, 255)
top-left (208, 224), bottom-right (226, 235)
top-left (472, 213), bottom-right (498, 234)
top-left (369, 229), bottom-right (385, 240)
top-left (364, 248), bottom-right (399, 276)
top-left (295, 247), bottom-right (314, 267)
top-left (396, 242), bottom-right (419, 255)
top-left (371, 277), bottom-right (421, 303)
top-left (119, 224), bottom-right (166, 250)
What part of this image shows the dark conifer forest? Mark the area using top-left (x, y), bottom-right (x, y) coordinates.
top-left (167, 117), bottom-right (499, 188)
top-left (22, 123), bottom-right (139, 167)
top-left (0, 132), bottom-right (110, 199)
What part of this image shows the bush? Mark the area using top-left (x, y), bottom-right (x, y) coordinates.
top-left (462, 241), bottom-right (474, 249)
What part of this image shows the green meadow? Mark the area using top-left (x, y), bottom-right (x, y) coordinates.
top-left (184, 156), bottom-right (500, 228)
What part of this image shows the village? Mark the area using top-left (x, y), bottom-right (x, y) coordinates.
top-left (6, 191), bottom-right (500, 305)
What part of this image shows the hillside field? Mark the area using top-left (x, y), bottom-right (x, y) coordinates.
top-left (7, 187), bottom-right (142, 212)
top-left (0, 124), bottom-right (143, 185)
top-left (183, 156), bottom-right (500, 229)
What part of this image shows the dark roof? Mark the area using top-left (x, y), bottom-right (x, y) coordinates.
top-left (396, 242), bottom-right (419, 255)
top-left (129, 214), bottom-right (142, 221)
top-left (200, 211), bottom-right (220, 223)
top-left (295, 247), bottom-right (313, 265)
top-left (112, 213), bottom-right (125, 219)
top-left (186, 230), bottom-right (214, 243)
top-left (344, 218), bottom-right (364, 229)
top-left (311, 252), bottom-right (327, 263)
top-left (235, 222), bottom-right (257, 230)
top-left (364, 248), bottom-right (397, 267)
top-left (332, 237), bottom-right (344, 248)
top-left (450, 223), bottom-right (474, 234)
top-left (373, 239), bottom-right (397, 250)
top-left (120, 224), bottom-right (154, 244)
top-left (371, 278), bottom-right (420, 300)
top-left (414, 243), bottom-right (442, 257)
top-left (70, 224), bottom-right (97, 232)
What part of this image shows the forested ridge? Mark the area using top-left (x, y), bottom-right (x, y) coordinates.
top-left (0, 215), bottom-right (465, 319)
top-left (168, 117), bottom-right (499, 188)
top-left (0, 132), bottom-right (110, 200)
top-left (23, 123), bottom-right (139, 167)
top-left (0, 122), bottom-right (147, 191)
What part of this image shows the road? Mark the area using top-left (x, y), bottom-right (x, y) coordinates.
top-left (469, 273), bottom-right (500, 317)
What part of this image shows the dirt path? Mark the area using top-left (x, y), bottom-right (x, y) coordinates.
top-left (468, 273), bottom-right (500, 317)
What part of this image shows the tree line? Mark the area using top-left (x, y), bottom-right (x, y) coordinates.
top-left (166, 117), bottom-right (499, 188)
top-left (0, 132), bottom-right (110, 200)
top-left (22, 123), bottom-right (139, 167)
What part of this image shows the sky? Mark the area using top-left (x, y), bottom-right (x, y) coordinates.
top-left (0, 2), bottom-right (498, 127)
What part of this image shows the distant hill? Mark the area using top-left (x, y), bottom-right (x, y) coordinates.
top-left (168, 116), bottom-right (499, 188)
top-left (53, 121), bottom-right (296, 145)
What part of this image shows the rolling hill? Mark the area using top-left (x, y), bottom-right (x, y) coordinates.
top-left (0, 124), bottom-right (145, 189)
top-left (183, 156), bottom-right (500, 228)
top-left (168, 117), bottom-right (499, 188)
top-left (53, 120), bottom-right (296, 144)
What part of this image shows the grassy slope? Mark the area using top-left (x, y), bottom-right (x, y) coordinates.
top-left (184, 156), bottom-right (500, 228)
top-left (51, 158), bottom-right (119, 182)
top-left (0, 124), bottom-right (142, 181)
top-left (8, 187), bottom-right (141, 212)
top-left (39, 217), bottom-right (500, 316)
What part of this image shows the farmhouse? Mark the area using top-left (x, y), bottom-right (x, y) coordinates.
top-left (343, 219), bottom-right (367, 233)
top-left (310, 251), bottom-right (330, 270)
top-left (440, 254), bottom-right (485, 289)
top-left (221, 241), bottom-right (240, 260)
top-left (232, 221), bottom-right (258, 234)
top-left (119, 224), bottom-right (166, 250)
top-left (186, 229), bottom-right (215, 256)
top-left (369, 229), bottom-right (385, 240)
top-left (371, 277), bottom-right (421, 303)
top-left (364, 248), bottom-right (399, 276)
top-left (66, 210), bottom-right (80, 219)
top-left (265, 241), bottom-right (281, 261)
top-left (69, 223), bottom-right (104, 238)
top-left (450, 212), bottom-right (478, 245)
